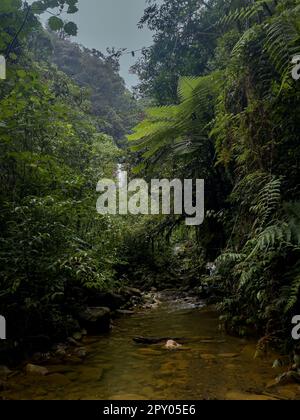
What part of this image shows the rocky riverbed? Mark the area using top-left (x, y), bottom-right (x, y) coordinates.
top-left (1, 290), bottom-right (300, 400)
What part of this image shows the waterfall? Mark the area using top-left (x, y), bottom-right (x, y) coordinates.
top-left (116, 163), bottom-right (126, 188)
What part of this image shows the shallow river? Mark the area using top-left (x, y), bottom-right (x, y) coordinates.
top-left (2, 295), bottom-right (299, 400)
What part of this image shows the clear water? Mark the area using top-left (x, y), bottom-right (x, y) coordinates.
top-left (2, 299), bottom-right (299, 400)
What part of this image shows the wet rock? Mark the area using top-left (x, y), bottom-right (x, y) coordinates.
top-left (119, 287), bottom-right (143, 308)
top-left (272, 359), bottom-right (283, 369)
top-left (129, 296), bottom-right (141, 307)
top-left (125, 287), bottom-right (142, 297)
top-left (66, 356), bottom-right (83, 365)
top-left (78, 307), bottom-right (111, 334)
top-left (0, 365), bottom-right (11, 379)
top-left (218, 353), bottom-right (240, 359)
top-left (116, 309), bottom-right (135, 316)
top-left (72, 332), bottom-right (82, 341)
top-left (25, 364), bottom-right (49, 376)
top-left (164, 340), bottom-right (182, 350)
top-left (32, 352), bottom-right (46, 363)
top-left (275, 371), bottom-right (300, 385)
top-left (73, 347), bottom-right (87, 359)
top-left (54, 347), bottom-right (67, 359)
top-left (67, 337), bottom-right (81, 347)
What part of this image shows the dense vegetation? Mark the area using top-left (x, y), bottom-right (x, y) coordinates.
top-left (129, 0), bottom-right (300, 352)
top-left (0, 1), bottom-right (134, 352)
top-left (50, 35), bottom-right (140, 146)
top-left (0, 0), bottom-right (300, 362)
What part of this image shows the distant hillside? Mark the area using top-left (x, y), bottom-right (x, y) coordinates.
top-left (50, 35), bottom-right (139, 146)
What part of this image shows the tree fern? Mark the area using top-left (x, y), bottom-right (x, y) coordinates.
top-left (219, 0), bottom-right (275, 28)
top-left (284, 273), bottom-right (300, 313)
top-left (128, 72), bottom-right (222, 172)
top-left (250, 176), bottom-right (282, 227)
top-left (264, 12), bottom-right (300, 83)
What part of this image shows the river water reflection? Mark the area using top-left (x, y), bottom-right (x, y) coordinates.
top-left (2, 297), bottom-right (299, 400)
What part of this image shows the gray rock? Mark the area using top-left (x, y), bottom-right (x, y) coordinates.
top-left (78, 307), bottom-right (111, 334)
top-left (73, 347), bottom-right (87, 359)
top-left (121, 287), bottom-right (142, 298)
top-left (55, 347), bottom-right (67, 359)
top-left (25, 364), bottom-right (48, 376)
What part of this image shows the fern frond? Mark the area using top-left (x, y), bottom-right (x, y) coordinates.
top-left (284, 273), bottom-right (300, 313)
top-left (219, 0), bottom-right (274, 28)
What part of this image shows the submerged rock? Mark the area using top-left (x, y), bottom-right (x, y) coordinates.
top-left (200, 354), bottom-right (217, 361)
top-left (218, 353), bottom-right (240, 359)
top-left (43, 373), bottom-right (71, 386)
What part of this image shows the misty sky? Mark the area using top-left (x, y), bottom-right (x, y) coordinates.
top-left (71, 0), bottom-right (155, 88)
top-left (40, 0), bottom-right (157, 89)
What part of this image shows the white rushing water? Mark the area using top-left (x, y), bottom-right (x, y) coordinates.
top-left (116, 163), bottom-right (126, 188)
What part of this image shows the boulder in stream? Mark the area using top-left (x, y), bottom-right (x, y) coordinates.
top-left (87, 292), bottom-right (126, 310)
top-left (119, 286), bottom-right (142, 297)
top-left (78, 307), bottom-right (111, 334)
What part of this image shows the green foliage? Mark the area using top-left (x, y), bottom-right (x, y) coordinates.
top-left (128, 0), bottom-right (300, 348)
top-left (0, 9), bottom-right (130, 343)
top-left (128, 72), bottom-right (222, 169)
top-left (48, 35), bottom-right (140, 146)
top-left (0, 0), bottom-right (78, 58)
